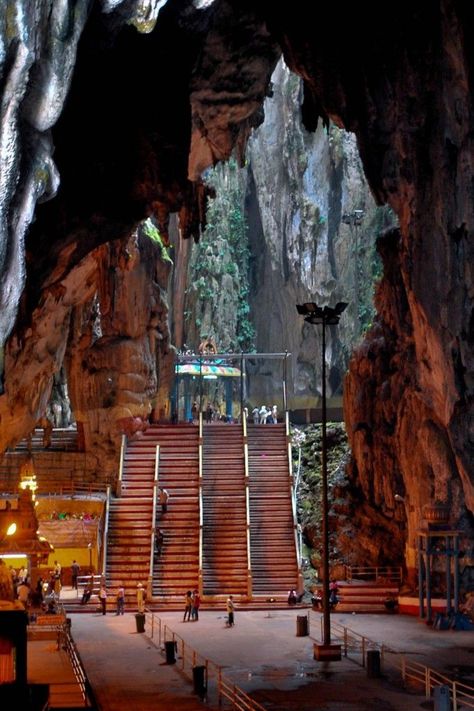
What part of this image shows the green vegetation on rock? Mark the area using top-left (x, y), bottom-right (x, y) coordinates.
top-left (186, 158), bottom-right (255, 352)
top-left (142, 218), bottom-right (173, 263)
top-left (292, 423), bottom-right (350, 583)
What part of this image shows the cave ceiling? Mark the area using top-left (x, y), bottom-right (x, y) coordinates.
top-left (1, 0), bottom-right (474, 567)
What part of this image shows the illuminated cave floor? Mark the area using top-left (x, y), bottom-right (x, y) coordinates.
top-left (60, 609), bottom-right (474, 710)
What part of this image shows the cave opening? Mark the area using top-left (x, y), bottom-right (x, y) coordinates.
top-left (1, 0), bottom-right (473, 600)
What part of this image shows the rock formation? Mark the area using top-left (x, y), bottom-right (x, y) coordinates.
top-left (0, 1), bottom-right (473, 575)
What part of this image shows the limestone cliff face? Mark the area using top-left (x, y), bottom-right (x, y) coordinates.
top-left (0, 227), bottom-right (172, 479)
top-left (1, 0), bottom-right (474, 581)
top-left (246, 60), bottom-right (393, 407)
top-left (344, 229), bottom-right (473, 582)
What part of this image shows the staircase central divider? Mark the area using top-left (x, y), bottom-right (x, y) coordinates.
top-left (116, 434), bottom-right (126, 497)
top-left (243, 414), bottom-right (253, 598)
top-left (198, 412), bottom-right (203, 596)
top-left (148, 444), bottom-right (160, 598)
top-left (286, 411), bottom-right (303, 590)
top-left (101, 485), bottom-right (111, 579)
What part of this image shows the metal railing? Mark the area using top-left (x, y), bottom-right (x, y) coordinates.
top-left (198, 412), bottom-right (204, 596)
top-left (287, 411), bottom-right (303, 589)
top-left (242, 414), bottom-right (253, 597)
top-left (400, 657), bottom-right (474, 710)
top-left (145, 611), bottom-right (266, 710)
top-left (100, 485), bottom-right (111, 578)
top-left (0, 472), bottom-right (111, 498)
top-left (309, 610), bottom-right (474, 710)
top-left (116, 434), bottom-right (126, 497)
top-left (149, 444), bottom-right (160, 597)
top-left (61, 623), bottom-right (98, 708)
top-left (308, 610), bottom-right (393, 667)
top-left (345, 565), bottom-right (403, 583)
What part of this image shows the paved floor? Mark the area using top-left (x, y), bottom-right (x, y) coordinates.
top-left (41, 607), bottom-right (474, 710)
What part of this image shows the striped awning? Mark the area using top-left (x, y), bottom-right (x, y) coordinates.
top-left (176, 363), bottom-right (241, 377)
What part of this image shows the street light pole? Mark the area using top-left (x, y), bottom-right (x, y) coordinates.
top-left (320, 311), bottom-right (331, 648)
top-left (296, 301), bottom-right (347, 660)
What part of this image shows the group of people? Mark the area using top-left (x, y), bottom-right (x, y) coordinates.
top-left (80, 577), bottom-right (130, 615)
top-left (7, 559), bottom-right (67, 611)
top-left (182, 590), bottom-right (234, 626)
top-left (310, 581), bottom-right (339, 610)
top-left (187, 402), bottom-right (280, 425)
top-left (183, 589), bottom-right (201, 621)
top-left (252, 405), bottom-right (278, 425)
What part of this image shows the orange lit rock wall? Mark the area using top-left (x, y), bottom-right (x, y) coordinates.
top-left (1, 1), bottom-right (473, 575)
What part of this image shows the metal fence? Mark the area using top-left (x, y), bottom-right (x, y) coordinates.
top-left (400, 657), bottom-right (474, 710)
top-left (308, 611), bottom-right (393, 667)
top-left (61, 624), bottom-right (98, 708)
top-left (344, 565), bottom-right (402, 584)
top-left (145, 611), bottom-right (267, 710)
top-left (309, 610), bottom-right (474, 710)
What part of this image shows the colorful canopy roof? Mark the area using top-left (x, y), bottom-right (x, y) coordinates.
top-left (176, 363), bottom-right (241, 377)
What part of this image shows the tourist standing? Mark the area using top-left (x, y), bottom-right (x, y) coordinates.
top-left (226, 595), bottom-right (235, 627)
top-left (116, 586), bottom-right (125, 615)
top-left (191, 589), bottom-right (201, 621)
top-left (71, 560), bottom-right (80, 590)
top-left (17, 581), bottom-right (30, 608)
top-left (183, 590), bottom-right (193, 621)
top-left (99, 584), bottom-right (107, 615)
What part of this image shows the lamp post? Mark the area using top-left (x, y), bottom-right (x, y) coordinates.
top-left (296, 301), bottom-right (347, 660)
top-left (0, 522), bottom-right (17, 542)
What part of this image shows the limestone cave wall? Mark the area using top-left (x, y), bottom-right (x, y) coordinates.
top-left (246, 59), bottom-right (394, 409)
top-left (0, 226), bottom-right (172, 480)
top-left (0, 0), bottom-right (473, 577)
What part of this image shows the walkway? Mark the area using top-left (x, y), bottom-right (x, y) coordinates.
top-left (57, 608), bottom-right (474, 710)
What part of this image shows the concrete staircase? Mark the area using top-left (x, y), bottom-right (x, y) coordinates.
top-left (247, 424), bottom-right (299, 599)
top-left (148, 424), bottom-right (200, 601)
top-left (335, 582), bottom-right (400, 613)
top-left (105, 436), bottom-right (155, 598)
top-left (201, 424), bottom-right (248, 597)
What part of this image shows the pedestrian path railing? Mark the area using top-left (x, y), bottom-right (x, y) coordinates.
top-left (308, 610), bottom-right (392, 666)
top-left (242, 413), bottom-right (253, 598)
top-left (149, 444), bottom-right (160, 592)
top-left (57, 622), bottom-right (98, 708)
top-left (309, 610), bottom-right (474, 710)
top-left (198, 412), bottom-right (204, 595)
top-left (116, 434), bottom-right (126, 497)
top-left (101, 485), bottom-right (111, 578)
top-left (344, 565), bottom-right (402, 583)
top-left (399, 657), bottom-right (474, 710)
top-left (145, 611), bottom-right (266, 711)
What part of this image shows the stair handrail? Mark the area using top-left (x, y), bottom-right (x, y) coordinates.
top-left (101, 484), bottom-right (111, 579)
top-left (149, 444), bottom-right (160, 598)
top-left (116, 434), bottom-right (126, 497)
top-left (286, 411), bottom-right (303, 589)
top-left (242, 411), bottom-right (253, 598)
top-left (198, 411), bottom-right (204, 596)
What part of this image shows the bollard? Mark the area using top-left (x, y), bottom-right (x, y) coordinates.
top-left (165, 640), bottom-right (176, 664)
top-left (193, 665), bottom-right (206, 699)
top-left (433, 685), bottom-right (451, 711)
top-left (135, 613), bottom-right (145, 633)
top-left (296, 615), bottom-right (309, 637)
top-left (366, 650), bottom-right (381, 678)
